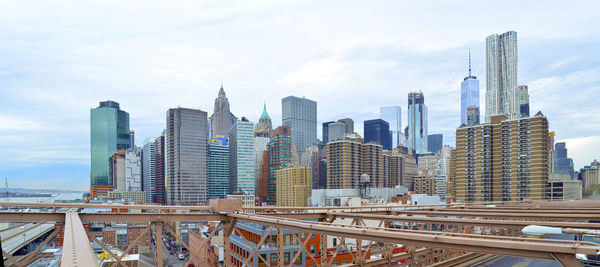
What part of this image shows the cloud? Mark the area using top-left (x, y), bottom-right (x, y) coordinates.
top-left (557, 136), bottom-right (600, 170)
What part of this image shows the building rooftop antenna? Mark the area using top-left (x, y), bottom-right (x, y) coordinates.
top-left (468, 48), bottom-right (472, 77)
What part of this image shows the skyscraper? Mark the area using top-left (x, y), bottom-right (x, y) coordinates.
top-left (327, 133), bottom-right (363, 189)
top-left (276, 166), bottom-right (312, 207)
top-left (461, 50), bottom-right (480, 125)
top-left (380, 106), bottom-right (401, 148)
top-left (407, 92), bottom-right (428, 154)
top-left (90, 100), bottom-right (130, 198)
top-left (125, 149), bottom-right (142, 192)
top-left (166, 108), bottom-right (208, 205)
top-left (209, 86), bottom-right (237, 139)
top-left (554, 142), bottom-right (574, 179)
top-left (518, 85), bottom-right (530, 117)
top-left (266, 126), bottom-right (292, 205)
top-left (282, 96), bottom-right (317, 156)
top-left (154, 134), bottom-right (166, 205)
top-left (228, 117), bottom-right (255, 195)
top-left (322, 121), bottom-right (334, 144)
top-left (208, 137), bottom-right (230, 199)
top-left (427, 134), bottom-right (443, 154)
top-left (364, 119), bottom-right (391, 150)
top-left (142, 137), bottom-right (156, 203)
top-left (323, 118), bottom-right (354, 144)
top-left (466, 106), bottom-right (480, 126)
top-left (486, 31), bottom-right (519, 122)
top-left (337, 118), bottom-right (354, 134)
top-left (254, 103), bottom-right (272, 137)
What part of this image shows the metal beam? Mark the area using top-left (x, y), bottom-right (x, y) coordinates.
top-left (0, 212), bottom-right (227, 223)
top-left (61, 212), bottom-right (99, 267)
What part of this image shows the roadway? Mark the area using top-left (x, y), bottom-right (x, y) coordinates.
top-left (0, 222), bottom-right (54, 254)
top-left (476, 234), bottom-right (575, 267)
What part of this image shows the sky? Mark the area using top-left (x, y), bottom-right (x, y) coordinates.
top-left (0, 1), bottom-right (599, 190)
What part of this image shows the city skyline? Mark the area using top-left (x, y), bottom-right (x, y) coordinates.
top-left (1, 1), bottom-right (600, 190)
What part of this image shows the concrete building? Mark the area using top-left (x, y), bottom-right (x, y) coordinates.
top-left (414, 175), bottom-right (436, 196)
top-left (407, 91), bottom-right (428, 154)
top-left (390, 147), bottom-right (418, 191)
top-left (454, 112), bottom-right (549, 202)
top-left (326, 133), bottom-right (364, 189)
top-left (110, 149), bottom-right (126, 192)
top-left (581, 162), bottom-right (600, 189)
top-left (265, 126), bottom-right (292, 205)
top-left (548, 173), bottom-right (582, 200)
top-left (208, 137), bottom-right (229, 199)
top-left (309, 187), bottom-right (408, 207)
top-left (427, 134), bottom-right (443, 154)
top-left (228, 117), bottom-right (255, 195)
top-left (461, 50), bottom-right (480, 125)
top-left (337, 118), bottom-right (354, 134)
top-left (300, 145), bottom-right (323, 190)
top-left (485, 31), bottom-right (519, 122)
top-left (417, 153), bottom-right (440, 177)
top-left (153, 134), bottom-right (166, 205)
top-left (166, 107), bottom-right (208, 205)
top-left (142, 137), bottom-right (155, 203)
top-left (209, 86), bottom-right (237, 139)
top-left (276, 166), bottom-right (312, 207)
top-left (90, 100), bottom-right (130, 198)
top-left (362, 143), bottom-right (386, 187)
top-left (323, 119), bottom-right (354, 144)
top-left (253, 136), bottom-right (269, 196)
top-left (125, 149), bottom-right (142, 192)
top-left (380, 106), bottom-right (402, 149)
top-left (106, 191), bottom-right (146, 204)
top-left (282, 96), bottom-right (317, 156)
top-left (364, 119), bottom-right (392, 150)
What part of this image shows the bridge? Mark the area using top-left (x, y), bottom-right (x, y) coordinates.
top-left (0, 199), bottom-right (599, 267)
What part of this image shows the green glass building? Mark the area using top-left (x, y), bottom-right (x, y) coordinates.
top-left (90, 101), bottom-right (130, 188)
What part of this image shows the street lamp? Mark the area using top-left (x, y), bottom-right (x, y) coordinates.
top-left (522, 225), bottom-right (600, 237)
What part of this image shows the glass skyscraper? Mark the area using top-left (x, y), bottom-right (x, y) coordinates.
top-left (486, 31), bottom-right (518, 122)
top-left (364, 119), bottom-right (392, 150)
top-left (90, 101), bottom-right (130, 196)
top-left (427, 134), bottom-right (443, 154)
top-left (554, 142), bottom-right (574, 179)
top-left (208, 137), bottom-right (230, 199)
top-left (461, 50), bottom-right (479, 125)
top-left (282, 96), bottom-right (317, 156)
top-left (407, 92), bottom-right (428, 154)
top-left (379, 106), bottom-right (401, 148)
top-left (228, 118), bottom-right (255, 195)
top-left (142, 137), bottom-right (156, 203)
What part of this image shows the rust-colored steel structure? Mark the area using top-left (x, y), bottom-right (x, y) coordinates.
top-left (1, 200), bottom-right (600, 267)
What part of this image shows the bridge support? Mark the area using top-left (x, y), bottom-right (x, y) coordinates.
top-left (551, 253), bottom-right (583, 267)
top-left (61, 211), bottom-right (99, 267)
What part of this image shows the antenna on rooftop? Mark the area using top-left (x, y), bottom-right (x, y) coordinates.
top-left (468, 48), bottom-right (472, 77)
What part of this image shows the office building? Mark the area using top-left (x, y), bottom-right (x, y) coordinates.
top-left (485, 31), bottom-right (519, 122)
top-left (106, 191), bottom-right (146, 204)
top-left (165, 108), bottom-right (208, 206)
top-left (380, 106), bottom-right (402, 148)
top-left (253, 136), bottom-right (269, 195)
top-left (110, 149), bottom-right (126, 192)
top-left (254, 103), bottom-right (272, 137)
top-left (208, 137), bottom-right (230, 199)
top-left (154, 134), bottom-right (166, 205)
top-left (364, 119), bottom-right (391, 150)
top-left (385, 147), bottom-right (417, 190)
top-left (323, 119), bottom-right (354, 144)
top-left (461, 50), bottom-right (480, 125)
top-left (427, 134), bottom-right (443, 154)
top-left (300, 145), bottom-right (322, 190)
top-left (407, 92), bottom-right (428, 154)
top-left (580, 161), bottom-right (600, 189)
top-left (90, 100), bottom-right (130, 198)
top-left (229, 117), bottom-right (255, 195)
top-left (454, 112), bottom-right (549, 202)
top-left (518, 85), bottom-right (530, 117)
top-left (125, 149), bottom-right (142, 191)
top-left (322, 121), bottom-right (334, 144)
top-left (266, 126), bottom-right (292, 205)
top-left (209, 86), bottom-right (237, 139)
top-left (282, 96), bottom-right (317, 156)
top-left (337, 118), bottom-right (354, 134)
top-left (554, 142), bottom-right (574, 179)
top-left (257, 150), bottom-right (269, 205)
top-left (417, 153), bottom-right (440, 177)
top-left (276, 166), bottom-right (312, 207)
top-left (363, 143), bottom-right (386, 187)
top-left (466, 106), bottom-right (480, 126)
top-left (142, 137), bottom-right (156, 203)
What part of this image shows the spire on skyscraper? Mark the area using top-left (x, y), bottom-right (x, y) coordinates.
top-left (468, 48), bottom-right (472, 77)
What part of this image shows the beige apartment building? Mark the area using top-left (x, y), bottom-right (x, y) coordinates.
top-left (454, 113), bottom-right (549, 202)
top-left (414, 175), bottom-right (436, 196)
top-left (276, 166), bottom-right (312, 207)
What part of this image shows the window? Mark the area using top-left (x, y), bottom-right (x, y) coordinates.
top-left (310, 245), bottom-right (316, 255)
top-left (284, 252), bottom-right (290, 262)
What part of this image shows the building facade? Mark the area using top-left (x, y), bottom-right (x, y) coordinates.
top-left (154, 134), bottom-right (166, 205)
top-left (554, 142), bottom-right (574, 179)
top-left (276, 166), bottom-right (312, 207)
top-left (461, 50), bottom-right (480, 125)
top-left (414, 175), bottom-right (436, 196)
top-left (466, 106), bottom-right (480, 126)
top-left (380, 106), bottom-right (402, 149)
top-left (125, 149), bottom-right (142, 191)
top-left (427, 134), bottom-right (443, 154)
top-left (518, 85), bottom-right (530, 117)
top-left (209, 86), bottom-right (237, 139)
top-left (229, 118), bottom-right (255, 195)
top-left (407, 92), bottom-right (428, 154)
top-left (90, 100), bottom-right (130, 197)
top-left (166, 108), bottom-right (208, 205)
top-left (362, 143), bottom-right (386, 187)
top-left (326, 133), bottom-right (363, 189)
top-left (266, 126), bottom-right (292, 205)
top-left (208, 137), bottom-right (230, 199)
top-left (255, 103), bottom-right (272, 138)
top-left (282, 96), bottom-right (317, 156)
top-left (142, 137), bottom-right (156, 203)
top-left (454, 112), bottom-right (549, 202)
top-left (364, 119), bottom-right (392, 150)
top-left (485, 31), bottom-right (519, 122)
